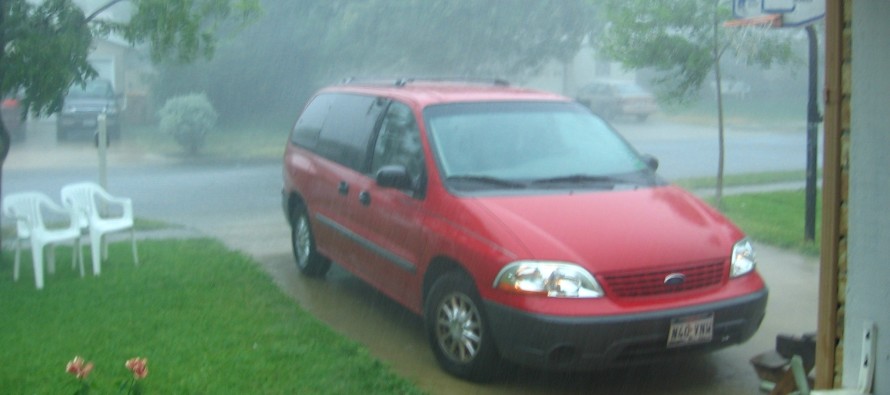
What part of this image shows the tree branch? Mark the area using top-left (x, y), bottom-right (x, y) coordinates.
top-left (716, 41), bottom-right (731, 63)
top-left (85, 0), bottom-right (129, 23)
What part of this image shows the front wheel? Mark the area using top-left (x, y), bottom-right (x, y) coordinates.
top-left (425, 272), bottom-right (500, 381)
top-left (290, 204), bottom-right (330, 277)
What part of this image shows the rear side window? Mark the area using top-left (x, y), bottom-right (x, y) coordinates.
top-left (291, 93), bottom-right (386, 171)
top-left (290, 94), bottom-right (334, 149)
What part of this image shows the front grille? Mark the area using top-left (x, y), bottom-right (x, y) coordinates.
top-left (600, 261), bottom-right (726, 298)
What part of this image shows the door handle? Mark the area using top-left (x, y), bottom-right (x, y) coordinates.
top-left (358, 191), bottom-right (371, 206)
top-left (338, 181), bottom-right (349, 195)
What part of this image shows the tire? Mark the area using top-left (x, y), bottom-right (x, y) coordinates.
top-left (425, 272), bottom-right (500, 382)
top-left (290, 203), bottom-right (330, 277)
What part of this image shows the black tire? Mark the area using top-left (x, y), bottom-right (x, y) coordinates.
top-left (424, 272), bottom-right (500, 382)
top-left (289, 203), bottom-right (330, 277)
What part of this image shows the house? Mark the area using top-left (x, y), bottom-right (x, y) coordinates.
top-left (88, 36), bottom-right (153, 125)
top-left (78, 0), bottom-right (153, 125)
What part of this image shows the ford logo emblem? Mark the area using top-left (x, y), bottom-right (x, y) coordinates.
top-left (664, 273), bottom-right (687, 286)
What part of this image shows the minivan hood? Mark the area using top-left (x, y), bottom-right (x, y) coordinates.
top-left (471, 186), bottom-right (742, 273)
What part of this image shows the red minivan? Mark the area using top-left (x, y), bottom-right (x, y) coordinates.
top-left (281, 80), bottom-right (767, 381)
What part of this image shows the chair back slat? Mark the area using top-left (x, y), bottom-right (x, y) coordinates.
top-left (2, 192), bottom-right (56, 236)
top-left (61, 183), bottom-right (101, 227)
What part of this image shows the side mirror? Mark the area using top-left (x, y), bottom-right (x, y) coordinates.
top-left (376, 165), bottom-right (414, 190)
top-left (641, 154), bottom-right (659, 171)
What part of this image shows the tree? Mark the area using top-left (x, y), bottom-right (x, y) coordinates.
top-left (0, 0), bottom-right (260, 230)
top-left (597, 0), bottom-right (794, 207)
top-left (151, 0), bottom-right (600, 122)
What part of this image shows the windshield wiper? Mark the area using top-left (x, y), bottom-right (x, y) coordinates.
top-left (446, 175), bottom-right (527, 189)
top-left (530, 174), bottom-right (629, 186)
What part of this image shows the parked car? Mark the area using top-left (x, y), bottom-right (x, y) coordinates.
top-left (1, 93), bottom-right (27, 141)
top-left (281, 79), bottom-right (767, 381)
top-left (56, 78), bottom-right (121, 141)
top-left (575, 80), bottom-right (658, 122)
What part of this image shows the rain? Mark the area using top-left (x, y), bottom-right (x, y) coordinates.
top-left (1, 1), bottom-right (840, 394)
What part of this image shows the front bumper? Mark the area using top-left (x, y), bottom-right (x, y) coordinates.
top-left (484, 288), bottom-right (767, 370)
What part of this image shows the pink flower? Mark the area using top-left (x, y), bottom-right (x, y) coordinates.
top-left (65, 356), bottom-right (94, 380)
top-left (125, 357), bottom-right (148, 380)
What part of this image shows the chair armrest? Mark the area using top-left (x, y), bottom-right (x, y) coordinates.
top-left (92, 190), bottom-right (134, 220)
top-left (3, 211), bottom-right (34, 231)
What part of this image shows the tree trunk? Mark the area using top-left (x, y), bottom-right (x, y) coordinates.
top-left (0, 1), bottom-right (9, 253)
top-left (712, 0), bottom-right (726, 209)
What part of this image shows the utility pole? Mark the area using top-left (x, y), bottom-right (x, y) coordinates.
top-left (804, 24), bottom-right (820, 241)
top-left (97, 112), bottom-right (108, 190)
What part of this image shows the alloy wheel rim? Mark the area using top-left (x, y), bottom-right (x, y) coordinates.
top-left (295, 215), bottom-right (311, 268)
top-left (435, 292), bottom-right (482, 363)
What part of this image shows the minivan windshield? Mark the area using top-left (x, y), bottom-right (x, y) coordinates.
top-left (425, 101), bottom-right (654, 192)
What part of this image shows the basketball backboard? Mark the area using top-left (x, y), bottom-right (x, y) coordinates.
top-left (732, 0), bottom-right (824, 27)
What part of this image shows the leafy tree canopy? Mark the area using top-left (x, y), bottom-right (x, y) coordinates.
top-left (597, 0), bottom-right (795, 103)
top-left (152, 0), bottom-right (600, 121)
top-left (596, 0), bottom-right (798, 206)
top-left (0, 0), bottom-right (260, 120)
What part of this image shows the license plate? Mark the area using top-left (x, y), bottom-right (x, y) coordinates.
top-left (667, 313), bottom-right (714, 348)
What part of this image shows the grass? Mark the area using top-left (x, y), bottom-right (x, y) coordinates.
top-left (671, 170), bottom-right (823, 256)
top-left (673, 170), bottom-right (812, 191)
top-left (715, 189), bottom-right (822, 256)
top-left (125, 117), bottom-right (290, 163)
top-left (0, 238), bottom-right (425, 394)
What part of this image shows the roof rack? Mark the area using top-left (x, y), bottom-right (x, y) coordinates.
top-left (341, 77), bottom-right (510, 87)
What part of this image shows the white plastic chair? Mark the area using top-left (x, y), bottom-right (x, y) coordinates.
top-left (60, 182), bottom-right (138, 276)
top-left (2, 192), bottom-right (84, 289)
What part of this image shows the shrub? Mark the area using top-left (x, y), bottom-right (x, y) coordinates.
top-left (158, 93), bottom-right (218, 154)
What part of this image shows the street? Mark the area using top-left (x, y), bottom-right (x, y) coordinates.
top-left (3, 119), bottom-right (820, 394)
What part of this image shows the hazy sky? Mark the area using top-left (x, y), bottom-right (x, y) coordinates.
top-left (73, 0), bottom-right (133, 20)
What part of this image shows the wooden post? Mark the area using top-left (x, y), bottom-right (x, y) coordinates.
top-left (815, 0), bottom-right (846, 388)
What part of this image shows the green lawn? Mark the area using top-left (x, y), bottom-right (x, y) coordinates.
top-left (673, 170), bottom-right (814, 191)
top-left (125, 117), bottom-right (290, 162)
top-left (0, 239), bottom-right (424, 394)
top-left (717, 189), bottom-right (821, 256)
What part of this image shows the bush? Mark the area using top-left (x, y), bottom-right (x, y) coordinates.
top-left (158, 93), bottom-right (218, 154)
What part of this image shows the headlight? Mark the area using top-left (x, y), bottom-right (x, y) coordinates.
top-left (731, 238), bottom-right (756, 278)
top-left (493, 261), bottom-right (604, 298)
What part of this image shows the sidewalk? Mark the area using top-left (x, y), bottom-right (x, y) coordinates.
top-left (693, 181), bottom-right (815, 197)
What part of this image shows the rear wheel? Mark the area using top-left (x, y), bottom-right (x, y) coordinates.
top-left (425, 272), bottom-right (500, 381)
top-left (290, 204), bottom-right (330, 277)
